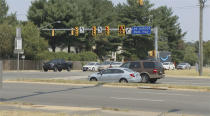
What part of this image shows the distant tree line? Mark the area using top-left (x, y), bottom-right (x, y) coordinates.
top-left (0, 0), bottom-right (210, 65)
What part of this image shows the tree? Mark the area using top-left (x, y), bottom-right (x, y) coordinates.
top-left (204, 41), bottom-right (210, 65)
top-left (151, 6), bottom-right (186, 63)
top-left (183, 45), bottom-right (198, 65)
top-left (21, 22), bottom-right (48, 60)
top-left (116, 0), bottom-right (154, 60)
top-left (0, 0), bottom-right (8, 23)
top-left (0, 23), bottom-right (15, 59)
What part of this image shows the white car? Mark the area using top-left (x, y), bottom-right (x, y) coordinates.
top-left (82, 62), bottom-right (100, 71)
top-left (162, 62), bottom-right (175, 70)
top-left (110, 62), bottom-right (123, 68)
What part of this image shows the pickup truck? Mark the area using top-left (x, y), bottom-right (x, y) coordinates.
top-left (43, 59), bottom-right (73, 72)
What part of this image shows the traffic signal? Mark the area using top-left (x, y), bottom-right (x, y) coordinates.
top-left (52, 29), bottom-right (55, 36)
top-left (75, 26), bottom-right (79, 36)
top-left (92, 26), bottom-right (97, 36)
top-left (118, 25), bottom-right (125, 36)
top-left (71, 29), bottom-right (74, 36)
top-left (148, 50), bottom-right (156, 57)
top-left (139, 0), bottom-right (143, 6)
top-left (105, 26), bottom-right (110, 36)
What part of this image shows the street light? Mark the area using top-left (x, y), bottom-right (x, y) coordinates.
top-left (39, 21), bottom-right (61, 30)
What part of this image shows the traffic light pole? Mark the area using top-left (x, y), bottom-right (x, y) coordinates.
top-left (154, 27), bottom-right (159, 61)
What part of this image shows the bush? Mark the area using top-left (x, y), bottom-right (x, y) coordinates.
top-left (37, 51), bottom-right (98, 61)
top-left (79, 52), bottom-right (98, 61)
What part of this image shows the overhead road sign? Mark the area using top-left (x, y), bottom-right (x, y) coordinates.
top-left (132, 26), bottom-right (151, 35)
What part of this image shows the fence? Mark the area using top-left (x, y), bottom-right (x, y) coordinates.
top-left (2, 60), bottom-right (90, 71)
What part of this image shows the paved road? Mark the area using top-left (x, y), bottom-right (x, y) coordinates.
top-left (3, 71), bottom-right (210, 86)
top-left (0, 83), bottom-right (210, 115)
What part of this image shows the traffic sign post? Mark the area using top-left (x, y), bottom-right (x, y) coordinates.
top-left (0, 61), bottom-right (2, 89)
top-left (14, 28), bottom-right (24, 71)
top-left (132, 26), bottom-right (151, 35)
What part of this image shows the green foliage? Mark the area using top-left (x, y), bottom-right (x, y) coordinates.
top-left (38, 51), bottom-right (98, 61)
top-left (21, 22), bottom-right (48, 60)
top-left (27, 0), bottom-right (186, 62)
top-left (79, 51), bottom-right (98, 61)
top-left (204, 41), bottom-right (210, 65)
top-left (0, 0), bottom-right (8, 23)
top-left (183, 45), bottom-right (198, 65)
top-left (0, 23), bottom-right (15, 58)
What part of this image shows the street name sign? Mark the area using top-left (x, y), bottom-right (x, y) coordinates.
top-left (132, 26), bottom-right (151, 35)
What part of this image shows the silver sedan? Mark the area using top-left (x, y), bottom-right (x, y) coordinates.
top-left (88, 68), bottom-right (142, 83)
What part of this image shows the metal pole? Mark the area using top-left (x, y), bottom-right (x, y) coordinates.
top-left (0, 61), bottom-right (2, 89)
top-left (155, 27), bottom-right (159, 60)
top-left (17, 52), bottom-right (20, 71)
top-left (198, 0), bottom-right (206, 76)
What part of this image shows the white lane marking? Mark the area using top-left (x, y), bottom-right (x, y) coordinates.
top-left (110, 97), bottom-right (164, 102)
top-left (137, 92), bottom-right (191, 96)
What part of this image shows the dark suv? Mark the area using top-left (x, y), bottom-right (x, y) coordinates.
top-left (43, 59), bottom-right (73, 72)
top-left (120, 60), bottom-right (165, 83)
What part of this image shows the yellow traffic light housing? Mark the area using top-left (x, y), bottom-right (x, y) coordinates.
top-left (75, 26), bottom-right (79, 36)
top-left (71, 29), bottom-right (74, 36)
top-left (118, 25), bottom-right (125, 36)
top-left (105, 26), bottom-right (110, 36)
top-left (92, 26), bottom-right (97, 37)
top-left (148, 50), bottom-right (156, 57)
top-left (52, 29), bottom-right (55, 37)
top-left (139, 0), bottom-right (143, 6)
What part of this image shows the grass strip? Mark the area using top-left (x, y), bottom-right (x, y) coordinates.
top-left (6, 78), bottom-right (210, 92)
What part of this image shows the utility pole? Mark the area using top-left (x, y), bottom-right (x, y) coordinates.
top-left (198, 0), bottom-right (207, 76)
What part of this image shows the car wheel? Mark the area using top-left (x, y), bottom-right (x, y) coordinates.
top-left (90, 77), bottom-right (97, 81)
top-left (44, 68), bottom-right (48, 72)
top-left (119, 78), bottom-right (128, 83)
top-left (53, 67), bottom-right (57, 72)
top-left (58, 68), bottom-right (62, 72)
top-left (67, 67), bottom-right (71, 72)
top-left (150, 79), bottom-right (157, 83)
top-left (141, 74), bottom-right (150, 83)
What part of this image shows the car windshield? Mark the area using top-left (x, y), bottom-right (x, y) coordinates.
top-left (179, 63), bottom-right (186, 65)
top-left (112, 62), bottom-right (122, 65)
top-left (88, 63), bottom-right (95, 65)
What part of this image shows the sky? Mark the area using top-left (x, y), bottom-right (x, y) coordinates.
top-left (5, 0), bottom-right (210, 42)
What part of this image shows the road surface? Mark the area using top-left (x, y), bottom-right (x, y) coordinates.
top-left (0, 83), bottom-right (210, 115)
top-left (3, 71), bottom-right (210, 86)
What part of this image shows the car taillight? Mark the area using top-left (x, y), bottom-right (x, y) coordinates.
top-left (130, 73), bottom-right (135, 78)
top-left (153, 69), bottom-right (158, 74)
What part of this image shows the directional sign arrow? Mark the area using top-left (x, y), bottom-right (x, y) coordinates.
top-left (126, 28), bottom-right (132, 34)
top-left (98, 26), bottom-right (102, 33)
top-left (79, 27), bottom-right (85, 33)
